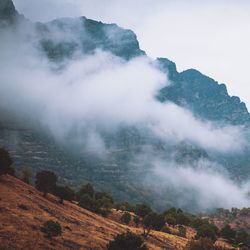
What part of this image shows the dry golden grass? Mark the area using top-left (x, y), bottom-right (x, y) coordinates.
top-left (0, 175), bottom-right (189, 250)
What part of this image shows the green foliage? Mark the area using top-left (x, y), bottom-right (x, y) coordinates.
top-left (163, 207), bottom-right (191, 226)
top-left (196, 223), bottom-right (218, 241)
top-left (187, 237), bottom-right (214, 250)
top-left (120, 212), bottom-right (131, 225)
top-left (21, 167), bottom-right (32, 184)
top-left (178, 225), bottom-right (187, 238)
top-left (235, 230), bottom-right (250, 248)
top-left (0, 148), bottom-right (15, 176)
top-left (220, 224), bottom-right (236, 241)
top-left (142, 212), bottom-right (165, 236)
top-left (165, 214), bottom-right (176, 226)
top-left (134, 216), bottom-right (140, 227)
top-left (41, 220), bottom-right (62, 238)
top-left (79, 194), bottom-right (100, 213)
top-left (114, 202), bottom-right (135, 212)
top-left (55, 185), bottom-right (75, 204)
top-left (107, 231), bottom-right (148, 250)
top-left (35, 170), bottom-right (57, 197)
top-left (77, 183), bottom-right (95, 199)
top-left (135, 204), bottom-right (152, 218)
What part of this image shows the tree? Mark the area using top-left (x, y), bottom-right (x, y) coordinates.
top-left (35, 171), bottom-right (57, 197)
top-left (55, 185), bottom-right (75, 204)
top-left (235, 230), bottom-right (250, 247)
top-left (0, 148), bottom-right (14, 176)
top-left (77, 183), bottom-right (95, 200)
top-left (196, 224), bottom-right (218, 241)
top-left (134, 216), bottom-right (140, 227)
top-left (21, 167), bottom-right (32, 184)
top-left (165, 214), bottom-right (177, 226)
top-left (107, 231), bottom-right (148, 250)
top-left (142, 212), bottom-right (165, 236)
top-left (79, 194), bottom-right (100, 213)
top-left (178, 225), bottom-right (187, 238)
top-left (135, 204), bottom-right (152, 219)
top-left (120, 212), bottom-right (131, 225)
top-left (41, 220), bottom-right (62, 238)
top-left (220, 224), bottom-right (236, 242)
top-left (187, 238), bottom-right (214, 250)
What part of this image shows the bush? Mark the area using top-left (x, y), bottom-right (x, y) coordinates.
top-left (134, 216), bottom-right (140, 227)
top-left (178, 225), bottom-right (187, 237)
top-left (35, 171), bottom-right (57, 197)
top-left (196, 223), bottom-right (218, 241)
top-left (41, 220), bottom-right (62, 238)
top-left (143, 212), bottom-right (165, 236)
top-left (21, 167), bottom-right (32, 184)
top-left (0, 148), bottom-right (15, 176)
top-left (55, 185), bottom-right (75, 204)
top-left (220, 224), bottom-right (236, 242)
top-left (135, 204), bottom-right (152, 218)
top-left (120, 212), bottom-right (131, 225)
top-left (187, 238), bottom-right (214, 250)
top-left (107, 231), bottom-right (148, 250)
top-left (79, 194), bottom-right (100, 213)
top-left (77, 183), bottom-right (95, 199)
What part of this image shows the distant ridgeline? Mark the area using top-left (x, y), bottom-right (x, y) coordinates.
top-left (0, 0), bottom-right (250, 211)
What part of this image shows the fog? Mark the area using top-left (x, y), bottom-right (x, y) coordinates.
top-left (0, 16), bottom-right (249, 210)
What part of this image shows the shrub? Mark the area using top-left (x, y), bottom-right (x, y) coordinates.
top-left (135, 204), bottom-right (152, 218)
top-left (35, 171), bottom-right (57, 197)
top-left (0, 148), bottom-right (15, 176)
top-left (79, 194), bottom-right (100, 213)
top-left (134, 216), bottom-right (140, 227)
top-left (187, 237), bottom-right (214, 250)
top-left (21, 167), bottom-right (32, 184)
top-left (142, 212), bottom-right (165, 236)
top-left (41, 220), bottom-right (62, 238)
top-left (77, 183), bottom-right (95, 199)
top-left (196, 223), bottom-right (218, 241)
top-left (220, 224), bottom-right (236, 242)
top-left (178, 225), bottom-right (187, 237)
top-left (107, 231), bottom-right (148, 250)
top-left (120, 212), bottom-right (131, 225)
top-left (55, 185), bottom-right (75, 204)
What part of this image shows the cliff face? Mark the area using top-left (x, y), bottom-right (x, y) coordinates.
top-left (157, 58), bottom-right (250, 126)
top-left (36, 17), bottom-right (145, 61)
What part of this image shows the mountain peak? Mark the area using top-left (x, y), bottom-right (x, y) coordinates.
top-left (0, 0), bottom-right (19, 23)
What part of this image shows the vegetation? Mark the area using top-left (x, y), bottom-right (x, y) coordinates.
top-left (0, 148), bottom-right (15, 176)
top-left (187, 237), bottom-right (214, 250)
top-left (35, 170), bottom-right (57, 197)
top-left (21, 167), bottom-right (32, 184)
top-left (106, 231), bottom-right (148, 250)
top-left (120, 212), bottom-right (131, 225)
top-left (142, 212), bottom-right (165, 236)
top-left (41, 220), bottom-right (62, 238)
top-left (55, 185), bottom-right (75, 204)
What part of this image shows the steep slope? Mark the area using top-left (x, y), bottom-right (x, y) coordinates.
top-left (0, 175), bottom-right (188, 250)
top-left (157, 58), bottom-right (250, 126)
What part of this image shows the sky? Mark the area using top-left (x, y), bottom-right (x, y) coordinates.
top-left (13, 0), bottom-right (250, 109)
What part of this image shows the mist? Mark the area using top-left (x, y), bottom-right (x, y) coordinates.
top-left (0, 17), bottom-right (249, 211)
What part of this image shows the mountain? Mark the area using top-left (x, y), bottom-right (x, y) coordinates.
top-left (0, 0), bottom-right (249, 211)
top-left (157, 58), bottom-right (250, 126)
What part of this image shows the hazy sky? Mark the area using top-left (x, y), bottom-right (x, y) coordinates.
top-left (13, 0), bottom-right (250, 109)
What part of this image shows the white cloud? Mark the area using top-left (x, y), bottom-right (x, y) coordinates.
top-left (13, 0), bottom-right (250, 109)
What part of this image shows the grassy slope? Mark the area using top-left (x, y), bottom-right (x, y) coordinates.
top-left (0, 175), bottom-right (188, 250)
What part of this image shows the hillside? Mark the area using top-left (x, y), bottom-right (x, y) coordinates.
top-left (0, 174), bottom-right (190, 250)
